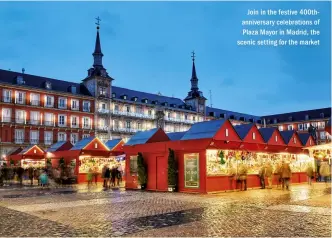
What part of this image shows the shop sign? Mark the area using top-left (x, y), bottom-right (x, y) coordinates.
top-left (184, 153), bottom-right (199, 188)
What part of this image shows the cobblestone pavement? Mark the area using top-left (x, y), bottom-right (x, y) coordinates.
top-left (0, 183), bottom-right (331, 237)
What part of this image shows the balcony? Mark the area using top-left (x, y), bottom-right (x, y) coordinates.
top-left (111, 110), bottom-right (155, 120)
top-left (28, 120), bottom-right (41, 126)
top-left (15, 138), bottom-right (25, 144)
top-left (98, 126), bottom-right (109, 132)
top-left (30, 100), bottom-right (41, 107)
top-left (44, 120), bottom-right (54, 126)
top-left (111, 127), bottom-right (138, 134)
top-left (44, 139), bottom-right (54, 145)
top-left (2, 96), bottom-right (12, 103)
top-left (15, 118), bottom-right (25, 124)
top-left (165, 117), bottom-right (195, 124)
top-left (98, 108), bottom-right (110, 114)
top-left (30, 139), bottom-right (39, 145)
top-left (1, 117), bottom-right (11, 123)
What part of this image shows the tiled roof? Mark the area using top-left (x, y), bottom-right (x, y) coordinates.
top-left (47, 141), bottom-right (72, 152)
top-left (298, 133), bottom-right (311, 145)
top-left (259, 127), bottom-right (276, 143)
top-left (105, 139), bottom-right (122, 150)
top-left (70, 136), bottom-right (95, 150)
top-left (125, 128), bottom-right (159, 146)
top-left (206, 106), bottom-right (261, 122)
top-left (234, 124), bottom-right (254, 140)
top-left (0, 69), bottom-right (92, 96)
top-left (167, 132), bottom-right (186, 141)
top-left (112, 86), bottom-right (195, 112)
top-left (280, 130), bottom-right (296, 144)
top-left (262, 108), bottom-right (331, 124)
top-left (181, 119), bottom-right (226, 141)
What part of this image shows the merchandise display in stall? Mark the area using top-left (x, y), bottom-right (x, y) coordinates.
top-left (206, 150), bottom-right (313, 176)
top-left (21, 159), bottom-right (46, 169)
top-left (79, 156), bottom-right (125, 173)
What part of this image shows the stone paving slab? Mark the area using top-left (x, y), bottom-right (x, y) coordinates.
top-left (0, 184), bottom-right (331, 237)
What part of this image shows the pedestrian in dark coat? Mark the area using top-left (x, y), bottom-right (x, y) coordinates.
top-left (28, 166), bottom-right (34, 185)
top-left (104, 166), bottom-right (111, 189)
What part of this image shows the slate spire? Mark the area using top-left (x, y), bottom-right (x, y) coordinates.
top-left (93, 17), bottom-right (103, 67)
top-left (190, 51), bottom-right (199, 91)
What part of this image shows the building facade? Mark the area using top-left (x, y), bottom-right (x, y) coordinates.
top-left (261, 108), bottom-right (331, 144)
top-left (0, 22), bottom-right (330, 157)
top-left (0, 70), bottom-right (95, 157)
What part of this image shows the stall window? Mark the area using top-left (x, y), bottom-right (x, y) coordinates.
top-left (225, 129), bottom-right (229, 137)
top-left (275, 135), bottom-right (278, 142)
top-left (130, 155), bottom-right (138, 174)
top-left (252, 132), bottom-right (256, 140)
top-left (293, 137), bottom-right (296, 144)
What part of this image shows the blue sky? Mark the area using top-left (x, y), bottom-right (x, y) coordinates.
top-left (0, 1), bottom-right (330, 116)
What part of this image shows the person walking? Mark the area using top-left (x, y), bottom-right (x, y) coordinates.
top-left (258, 165), bottom-right (266, 189)
top-left (111, 166), bottom-right (117, 187)
top-left (265, 163), bottom-right (273, 189)
top-left (275, 163), bottom-right (283, 189)
top-left (39, 170), bottom-right (48, 187)
top-left (238, 163), bottom-right (248, 191)
top-left (281, 163), bottom-right (292, 190)
top-left (228, 165), bottom-right (236, 190)
top-left (28, 166), bottom-right (34, 186)
top-left (101, 165), bottom-right (107, 188)
top-left (319, 161), bottom-right (331, 186)
top-left (104, 166), bottom-right (111, 189)
top-left (87, 168), bottom-right (93, 187)
top-left (306, 163), bottom-right (314, 185)
top-left (16, 166), bottom-right (24, 186)
top-left (93, 166), bottom-right (98, 185)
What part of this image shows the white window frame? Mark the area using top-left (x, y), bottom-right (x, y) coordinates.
top-left (252, 132), bottom-right (256, 140)
top-left (30, 130), bottom-right (39, 144)
top-left (44, 131), bottom-right (53, 145)
top-left (298, 124), bottom-right (303, 131)
top-left (15, 110), bottom-right (25, 124)
top-left (83, 134), bottom-right (90, 139)
top-left (3, 89), bottom-right (12, 103)
top-left (320, 131), bottom-right (326, 139)
top-left (71, 99), bottom-right (79, 111)
top-left (293, 137), bottom-right (297, 144)
top-left (58, 132), bottom-right (67, 142)
top-left (70, 133), bottom-right (79, 145)
top-left (83, 117), bottom-right (91, 129)
top-left (58, 114), bottom-right (66, 127)
top-left (278, 126), bottom-right (283, 131)
top-left (71, 116), bottom-right (79, 128)
top-left (304, 123), bottom-right (309, 131)
top-left (58, 97), bottom-right (67, 109)
top-left (83, 101), bottom-right (90, 112)
top-left (30, 93), bottom-right (40, 106)
top-left (30, 111), bottom-right (40, 125)
top-left (15, 91), bottom-right (25, 104)
top-left (44, 113), bottom-right (54, 126)
top-left (225, 129), bottom-right (229, 137)
top-left (288, 125), bottom-right (293, 130)
top-left (1, 108), bottom-right (11, 122)
top-left (45, 95), bottom-right (54, 107)
top-left (15, 129), bottom-right (24, 144)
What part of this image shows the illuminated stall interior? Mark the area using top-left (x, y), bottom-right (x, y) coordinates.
top-left (8, 145), bottom-right (46, 169)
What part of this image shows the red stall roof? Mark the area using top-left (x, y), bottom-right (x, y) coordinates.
top-left (298, 133), bottom-right (316, 147)
top-left (10, 145), bottom-right (45, 160)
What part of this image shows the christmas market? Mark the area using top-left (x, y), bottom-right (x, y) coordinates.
top-left (123, 119), bottom-right (315, 193)
top-left (8, 145), bottom-right (46, 169)
top-left (46, 137), bottom-right (126, 183)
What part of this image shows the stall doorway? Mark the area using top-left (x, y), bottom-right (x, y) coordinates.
top-left (156, 156), bottom-right (167, 191)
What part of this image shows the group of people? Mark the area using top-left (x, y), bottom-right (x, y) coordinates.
top-left (0, 165), bottom-right (49, 187)
top-left (306, 160), bottom-right (331, 186)
top-left (100, 165), bottom-right (123, 188)
top-left (229, 160), bottom-right (331, 191)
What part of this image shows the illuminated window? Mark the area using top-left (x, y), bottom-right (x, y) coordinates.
top-left (225, 129), bottom-right (229, 137)
top-left (253, 132), bottom-right (256, 140)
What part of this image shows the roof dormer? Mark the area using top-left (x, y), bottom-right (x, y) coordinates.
top-left (121, 94), bottom-right (127, 100)
top-left (152, 100), bottom-right (158, 105)
top-left (305, 114), bottom-right (310, 120)
top-left (112, 93), bottom-right (116, 98)
top-left (45, 81), bottom-right (52, 90)
top-left (68, 85), bottom-right (77, 94)
top-left (131, 96), bottom-right (138, 102)
top-left (16, 75), bottom-right (25, 85)
top-left (162, 102), bottom-right (168, 107)
top-left (288, 116), bottom-right (293, 121)
top-left (141, 98), bottom-right (148, 103)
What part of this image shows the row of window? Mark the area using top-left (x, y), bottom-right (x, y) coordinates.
top-left (1, 108), bottom-right (92, 129)
top-left (2, 89), bottom-right (91, 112)
top-left (269, 113), bottom-right (326, 124)
top-left (14, 129), bottom-right (91, 145)
top-left (281, 121), bottom-right (325, 131)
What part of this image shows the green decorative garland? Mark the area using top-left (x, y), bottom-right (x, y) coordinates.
top-left (219, 151), bottom-right (226, 165)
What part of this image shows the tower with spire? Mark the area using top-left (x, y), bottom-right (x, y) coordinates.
top-left (184, 51), bottom-right (206, 115)
top-left (83, 17), bottom-right (114, 141)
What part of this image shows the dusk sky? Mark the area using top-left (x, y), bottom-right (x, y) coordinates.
top-left (0, 1), bottom-right (330, 116)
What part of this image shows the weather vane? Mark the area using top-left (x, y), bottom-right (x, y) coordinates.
top-left (191, 51), bottom-right (196, 62)
top-left (95, 16), bottom-right (101, 29)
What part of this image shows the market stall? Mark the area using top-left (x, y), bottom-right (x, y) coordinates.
top-left (123, 119), bottom-right (313, 193)
top-left (8, 145), bottom-right (46, 169)
top-left (47, 137), bottom-right (125, 183)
